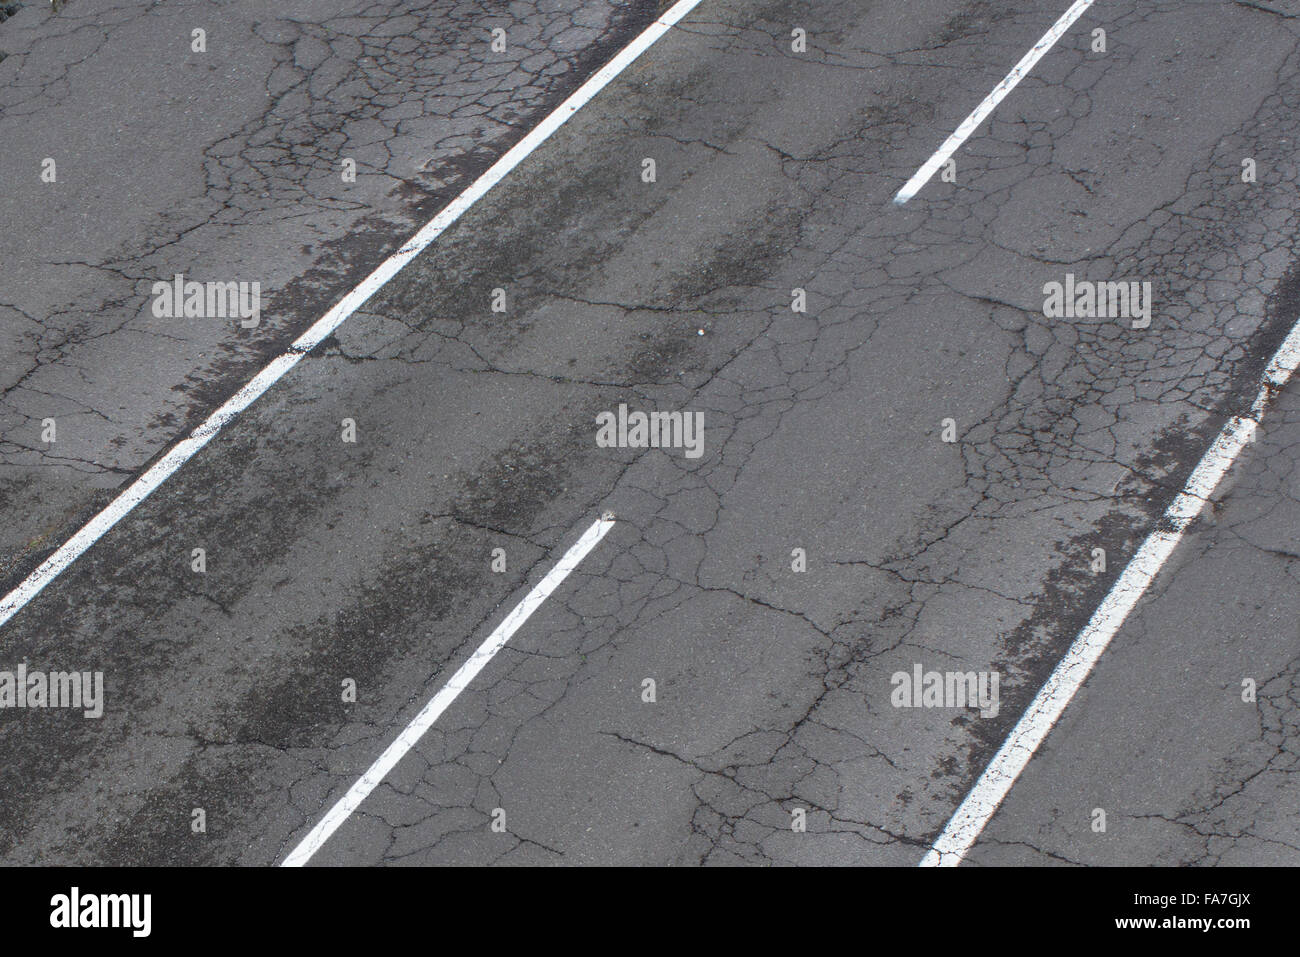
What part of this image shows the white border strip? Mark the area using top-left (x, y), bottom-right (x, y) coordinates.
top-left (282, 514), bottom-right (615, 867)
top-left (893, 0), bottom-right (1096, 205)
top-left (921, 319), bottom-right (1300, 866)
top-left (0, 0), bottom-right (707, 632)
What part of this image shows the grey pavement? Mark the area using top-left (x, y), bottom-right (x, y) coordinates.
top-left (0, 0), bottom-right (1296, 867)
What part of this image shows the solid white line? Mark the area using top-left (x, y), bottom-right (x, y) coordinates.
top-left (0, 0), bottom-right (707, 632)
top-left (920, 318), bottom-right (1300, 866)
top-left (892, 0), bottom-right (1096, 205)
top-left (281, 514), bottom-right (615, 867)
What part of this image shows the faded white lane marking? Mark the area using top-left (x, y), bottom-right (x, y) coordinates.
top-left (282, 514), bottom-right (615, 867)
top-left (921, 319), bottom-right (1300, 866)
top-left (893, 0), bottom-right (1096, 205)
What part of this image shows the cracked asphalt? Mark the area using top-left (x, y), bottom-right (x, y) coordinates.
top-left (0, 0), bottom-right (1297, 866)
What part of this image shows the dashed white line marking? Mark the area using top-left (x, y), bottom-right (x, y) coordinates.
top-left (920, 318), bottom-right (1300, 866)
top-left (0, 0), bottom-right (708, 633)
top-left (893, 0), bottom-right (1096, 205)
top-left (281, 514), bottom-right (616, 867)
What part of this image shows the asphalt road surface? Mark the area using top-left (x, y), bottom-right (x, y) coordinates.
top-left (0, 0), bottom-right (1297, 866)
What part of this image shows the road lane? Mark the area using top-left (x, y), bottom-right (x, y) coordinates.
top-left (0, 0), bottom-right (661, 585)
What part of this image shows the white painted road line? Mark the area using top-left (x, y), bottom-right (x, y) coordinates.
top-left (920, 318), bottom-right (1300, 867)
top-left (893, 0), bottom-right (1096, 205)
top-left (0, 0), bottom-right (708, 633)
top-left (282, 514), bottom-right (616, 867)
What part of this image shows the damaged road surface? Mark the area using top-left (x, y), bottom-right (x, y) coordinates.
top-left (0, 0), bottom-right (1297, 867)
